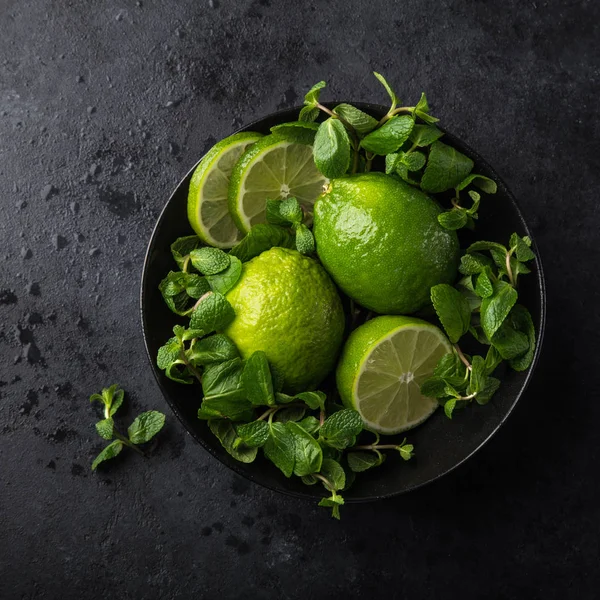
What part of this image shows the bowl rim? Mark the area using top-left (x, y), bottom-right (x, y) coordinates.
top-left (140, 102), bottom-right (547, 503)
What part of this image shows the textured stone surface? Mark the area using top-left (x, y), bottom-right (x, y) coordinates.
top-left (0, 0), bottom-right (598, 598)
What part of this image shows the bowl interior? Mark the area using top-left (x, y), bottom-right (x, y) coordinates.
top-left (140, 103), bottom-right (545, 502)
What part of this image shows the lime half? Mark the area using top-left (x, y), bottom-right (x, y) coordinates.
top-left (337, 315), bottom-right (452, 434)
top-left (188, 132), bottom-right (263, 248)
top-left (228, 134), bottom-right (328, 234)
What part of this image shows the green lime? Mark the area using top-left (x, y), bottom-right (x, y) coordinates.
top-left (188, 132), bottom-right (263, 248)
top-left (224, 247), bottom-right (345, 393)
top-left (337, 315), bottom-right (451, 434)
top-left (313, 172), bottom-right (460, 314)
top-left (228, 134), bottom-right (327, 234)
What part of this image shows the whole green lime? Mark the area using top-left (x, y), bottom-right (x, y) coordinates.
top-left (313, 173), bottom-right (460, 314)
top-left (224, 247), bottom-right (345, 393)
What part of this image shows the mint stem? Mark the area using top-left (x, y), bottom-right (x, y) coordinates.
top-left (113, 430), bottom-right (145, 456)
top-left (180, 349), bottom-right (203, 384)
top-left (505, 250), bottom-right (515, 286)
top-left (182, 255), bottom-right (191, 273)
top-left (354, 443), bottom-right (402, 451)
top-left (316, 102), bottom-right (335, 118)
top-left (377, 106), bottom-right (415, 127)
top-left (314, 473), bottom-right (334, 492)
top-left (454, 344), bottom-right (472, 371)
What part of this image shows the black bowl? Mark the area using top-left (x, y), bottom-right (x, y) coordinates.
top-left (140, 103), bottom-right (546, 502)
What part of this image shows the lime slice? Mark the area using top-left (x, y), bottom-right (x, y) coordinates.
top-left (187, 132), bottom-right (263, 248)
top-left (228, 134), bottom-right (328, 234)
top-left (337, 315), bottom-right (452, 434)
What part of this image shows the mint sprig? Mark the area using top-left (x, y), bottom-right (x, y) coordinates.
top-left (90, 385), bottom-right (165, 470)
top-left (422, 232), bottom-right (537, 415)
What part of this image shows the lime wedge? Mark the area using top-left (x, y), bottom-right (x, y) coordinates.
top-left (187, 132), bottom-right (263, 248)
top-left (228, 134), bottom-right (328, 234)
top-left (337, 316), bottom-right (452, 434)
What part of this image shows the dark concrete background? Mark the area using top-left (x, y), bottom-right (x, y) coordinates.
top-left (1, 1), bottom-right (598, 598)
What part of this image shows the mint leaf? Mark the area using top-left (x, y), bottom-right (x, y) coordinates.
top-left (229, 223), bottom-right (295, 262)
top-left (469, 356), bottom-right (487, 395)
top-left (301, 474), bottom-right (318, 485)
top-left (444, 398), bottom-right (457, 419)
top-left (91, 440), bottom-right (123, 470)
top-left (108, 387), bottom-right (124, 417)
top-left (398, 442), bottom-right (414, 461)
top-left (360, 115), bottom-right (414, 155)
top-left (206, 256), bottom-right (242, 295)
top-left (266, 199), bottom-right (292, 226)
top-left (415, 92), bottom-right (430, 114)
top-left (128, 411), bottom-right (166, 444)
top-left (235, 420), bottom-right (269, 448)
top-left (415, 110), bottom-right (439, 124)
top-left (402, 151), bottom-right (426, 171)
top-left (491, 317), bottom-right (530, 360)
top-left (430, 284), bottom-right (472, 343)
top-left (199, 396), bottom-right (254, 421)
top-left (313, 117), bottom-right (351, 179)
top-left (264, 422), bottom-right (295, 477)
top-left (320, 458), bottom-right (346, 491)
top-left (303, 80), bottom-right (326, 106)
top-left (333, 103), bottom-right (378, 135)
top-left (466, 240), bottom-right (507, 254)
top-left (480, 281), bottom-right (518, 340)
top-left (507, 305), bottom-right (536, 371)
top-left (279, 197), bottom-right (303, 225)
top-left (287, 421), bottom-right (323, 476)
top-left (320, 409), bottom-right (363, 449)
top-left (209, 420), bottom-right (258, 463)
top-left (421, 141), bottom-right (474, 193)
top-left (385, 152), bottom-right (402, 175)
top-left (456, 173), bottom-right (498, 194)
top-left (189, 247), bottom-right (230, 275)
top-left (420, 376), bottom-right (449, 399)
top-left (189, 292), bottom-right (235, 333)
top-left (90, 385), bottom-right (125, 418)
top-left (438, 209), bottom-right (468, 231)
top-left (347, 451), bottom-right (382, 472)
top-left (171, 235), bottom-right (202, 270)
top-left (95, 418), bottom-right (114, 440)
top-left (373, 72), bottom-right (398, 111)
top-left (459, 253), bottom-right (493, 275)
top-left (187, 334), bottom-right (239, 366)
top-left (159, 271), bottom-right (203, 315)
top-left (475, 271), bottom-right (493, 298)
top-left (484, 345), bottom-right (503, 375)
top-left (294, 391), bottom-right (326, 411)
top-left (270, 121), bottom-right (318, 145)
top-left (297, 416), bottom-right (320, 434)
top-left (409, 124), bottom-right (444, 147)
top-left (165, 363), bottom-right (194, 385)
top-left (202, 358), bottom-right (246, 402)
top-left (295, 224), bottom-right (315, 255)
top-left (318, 492), bottom-right (344, 520)
top-left (466, 190), bottom-right (481, 216)
top-left (185, 274), bottom-right (211, 299)
top-left (510, 234), bottom-right (536, 262)
top-left (242, 351), bottom-right (275, 406)
top-left (434, 352), bottom-right (466, 380)
top-left (275, 392), bottom-right (294, 404)
top-left (475, 376), bottom-right (501, 405)
top-left (275, 405), bottom-right (306, 423)
top-left (299, 105), bottom-right (319, 123)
